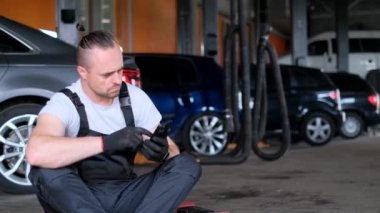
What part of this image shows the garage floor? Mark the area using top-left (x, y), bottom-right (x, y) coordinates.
top-left (1, 136), bottom-right (380, 213)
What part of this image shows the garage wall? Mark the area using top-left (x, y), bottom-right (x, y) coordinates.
top-left (269, 34), bottom-right (288, 57)
top-left (0, 0), bottom-right (55, 31)
top-left (0, 1), bottom-right (285, 58)
top-left (132, 0), bottom-right (177, 53)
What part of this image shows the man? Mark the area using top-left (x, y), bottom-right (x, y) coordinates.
top-left (26, 30), bottom-right (201, 213)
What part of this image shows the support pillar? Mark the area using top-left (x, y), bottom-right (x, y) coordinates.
top-left (56, 0), bottom-right (80, 46)
top-left (202, 0), bottom-right (218, 57)
top-left (291, 0), bottom-right (308, 66)
top-left (335, 0), bottom-right (349, 72)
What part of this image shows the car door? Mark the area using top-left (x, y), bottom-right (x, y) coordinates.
top-left (265, 66), bottom-right (291, 130)
top-left (348, 38), bottom-right (377, 78)
top-left (307, 40), bottom-right (333, 70)
top-left (355, 38), bottom-right (380, 78)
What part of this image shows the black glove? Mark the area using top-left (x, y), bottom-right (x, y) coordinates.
top-left (140, 135), bottom-right (169, 162)
top-left (102, 127), bottom-right (152, 153)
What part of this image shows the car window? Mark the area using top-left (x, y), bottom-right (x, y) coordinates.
top-left (135, 56), bottom-right (198, 90)
top-left (290, 68), bottom-right (331, 89)
top-left (250, 65), bottom-right (290, 92)
top-left (332, 38), bottom-right (362, 53)
top-left (174, 58), bottom-right (199, 86)
top-left (265, 66), bottom-right (291, 91)
top-left (0, 29), bottom-right (30, 53)
top-left (308, 40), bottom-right (328, 55)
top-left (328, 73), bottom-right (372, 92)
top-left (360, 39), bottom-right (380, 52)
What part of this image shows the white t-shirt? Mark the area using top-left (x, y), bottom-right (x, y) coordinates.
top-left (39, 80), bottom-right (162, 137)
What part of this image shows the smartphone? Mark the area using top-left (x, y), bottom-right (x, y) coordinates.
top-left (153, 120), bottom-right (172, 138)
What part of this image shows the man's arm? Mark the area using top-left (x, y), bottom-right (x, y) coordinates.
top-left (26, 113), bottom-right (103, 169)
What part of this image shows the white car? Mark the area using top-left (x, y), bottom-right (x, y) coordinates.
top-left (279, 30), bottom-right (380, 78)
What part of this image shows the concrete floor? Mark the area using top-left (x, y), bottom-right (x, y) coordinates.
top-left (0, 136), bottom-right (380, 212)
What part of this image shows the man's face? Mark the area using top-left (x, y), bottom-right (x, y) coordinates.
top-left (82, 44), bottom-right (124, 100)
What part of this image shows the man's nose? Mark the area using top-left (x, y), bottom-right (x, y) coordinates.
top-left (113, 71), bottom-right (123, 84)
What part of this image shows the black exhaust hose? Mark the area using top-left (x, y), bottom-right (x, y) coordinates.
top-left (252, 36), bottom-right (290, 161)
top-left (252, 37), bottom-right (267, 146)
top-left (251, 0), bottom-right (290, 161)
top-left (266, 43), bottom-right (290, 154)
top-left (223, 25), bottom-right (238, 133)
top-left (230, 0), bottom-right (241, 138)
top-left (197, 0), bottom-right (250, 164)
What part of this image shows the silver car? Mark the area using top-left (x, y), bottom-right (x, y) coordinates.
top-left (0, 16), bottom-right (78, 194)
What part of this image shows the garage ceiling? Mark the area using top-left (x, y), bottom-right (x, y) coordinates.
top-left (267, 0), bottom-right (380, 37)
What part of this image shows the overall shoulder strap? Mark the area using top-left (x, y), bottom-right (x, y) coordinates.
top-left (119, 82), bottom-right (135, 127)
top-left (60, 88), bottom-right (89, 137)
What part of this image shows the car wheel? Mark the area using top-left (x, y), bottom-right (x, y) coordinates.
top-left (0, 103), bottom-right (42, 194)
top-left (301, 112), bottom-right (335, 146)
top-left (339, 112), bottom-right (364, 139)
top-left (183, 112), bottom-right (227, 156)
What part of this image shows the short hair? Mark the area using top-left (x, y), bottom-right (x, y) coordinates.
top-left (77, 30), bottom-right (118, 67)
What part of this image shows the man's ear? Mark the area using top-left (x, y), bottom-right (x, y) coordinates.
top-left (77, 66), bottom-right (87, 80)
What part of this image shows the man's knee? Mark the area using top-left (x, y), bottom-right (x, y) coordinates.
top-left (164, 153), bottom-right (202, 181)
top-left (29, 166), bottom-right (79, 193)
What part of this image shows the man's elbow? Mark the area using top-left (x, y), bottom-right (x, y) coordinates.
top-left (26, 136), bottom-right (44, 167)
top-left (26, 144), bottom-right (40, 166)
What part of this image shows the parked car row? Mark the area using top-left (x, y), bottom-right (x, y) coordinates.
top-left (252, 65), bottom-right (380, 144)
top-left (249, 64), bottom-right (344, 146)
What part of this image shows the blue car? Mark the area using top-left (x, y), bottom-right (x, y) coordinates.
top-left (124, 54), bottom-right (227, 156)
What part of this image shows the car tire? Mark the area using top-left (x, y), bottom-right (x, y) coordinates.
top-left (339, 112), bottom-right (364, 139)
top-left (182, 112), bottom-right (227, 156)
top-left (301, 112), bottom-right (335, 146)
top-left (0, 103), bottom-right (42, 194)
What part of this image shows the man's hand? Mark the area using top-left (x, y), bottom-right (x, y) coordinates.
top-left (102, 127), bottom-right (152, 153)
top-left (140, 134), bottom-right (169, 162)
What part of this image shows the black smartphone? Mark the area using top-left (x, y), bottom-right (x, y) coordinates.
top-left (153, 120), bottom-right (172, 138)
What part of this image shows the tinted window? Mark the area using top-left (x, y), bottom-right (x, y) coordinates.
top-left (135, 56), bottom-right (199, 90)
top-left (0, 30), bottom-right (30, 53)
top-left (331, 38), bottom-right (380, 53)
top-left (332, 38), bottom-right (361, 53)
top-left (308, 41), bottom-right (328, 55)
top-left (361, 39), bottom-right (380, 52)
top-left (191, 57), bottom-right (224, 89)
top-left (327, 73), bottom-right (372, 92)
top-left (265, 66), bottom-right (291, 91)
top-left (290, 68), bottom-right (331, 89)
top-left (250, 65), bottom-right (290, 91)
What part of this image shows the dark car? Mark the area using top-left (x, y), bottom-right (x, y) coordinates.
top-left (252, 65), bottom-right (343, 146)
top-left (326, 72), bottom-right (380, 139)
top-left (124, 54), bottom-right (227, 157)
